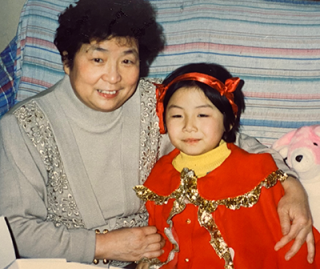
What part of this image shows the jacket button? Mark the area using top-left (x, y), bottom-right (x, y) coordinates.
top-left (186, 219), bottom-right (191, 224)
top-left (185, 258), bottom-right (189, 262)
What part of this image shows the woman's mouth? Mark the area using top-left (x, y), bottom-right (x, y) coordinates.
top-left (97, 89), bottom-right (119, 97)
top-left (97, 89), bottom-right (117, 94)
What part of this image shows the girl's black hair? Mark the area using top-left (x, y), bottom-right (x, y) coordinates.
top-left (54, 0), bottom-right (165, 77)
top-left (162, 63), bottom-right (245, 142)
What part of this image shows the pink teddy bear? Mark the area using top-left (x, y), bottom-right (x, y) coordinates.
top-left (272, 125), bottom-right (320, 232)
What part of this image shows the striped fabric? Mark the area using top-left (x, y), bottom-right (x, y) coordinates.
top-left (0, 36), bottom-right (17, 117)
top-left (2, 0), bottom-right (320, 145)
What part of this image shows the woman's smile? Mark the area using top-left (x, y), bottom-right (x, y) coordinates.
top-left (64, 37), bottom-right (140, 112)
top-left (97, 89), bottom-right (120, 98)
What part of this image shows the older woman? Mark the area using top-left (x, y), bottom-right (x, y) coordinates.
top-left (0, 0), bottom-right (314, 267)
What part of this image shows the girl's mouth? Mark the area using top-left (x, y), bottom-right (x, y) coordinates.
top-left (183, 138), bottom-right (200, 143)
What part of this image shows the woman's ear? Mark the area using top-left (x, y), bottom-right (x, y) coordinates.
top-left (62, 51), bottom-right (70, 75)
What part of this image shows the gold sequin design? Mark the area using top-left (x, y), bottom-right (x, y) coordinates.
top-left (14, 101), bottom-right (85, 229)
top-left (134, 168), bottom-right (287, 269)
top-left (137, 78), bottom-right (163, 218)
top-left (14, 101), bottom-right (85, 228)
top-left (138, 78), bottom-right (163, 185)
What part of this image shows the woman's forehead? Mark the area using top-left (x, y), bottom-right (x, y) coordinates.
top-left (90, 36), bottom-right (138, 48)
top-left (80, 37), bottom-right (139, 57)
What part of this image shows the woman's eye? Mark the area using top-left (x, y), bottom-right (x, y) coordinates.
top-left (93, 58), bottom-right (103, 63)
top-left (198, 114), bottom-right (209, 117)
top-left (123, 59), bottom-right (133, 64)
top-left (172, 115), bottom-right (182, 118)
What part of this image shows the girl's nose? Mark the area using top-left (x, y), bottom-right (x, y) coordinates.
top-left (183, 117), bottom-right (197, 132)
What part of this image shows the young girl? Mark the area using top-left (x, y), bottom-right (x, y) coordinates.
top-left (134, 63), bottom-right (320, 269)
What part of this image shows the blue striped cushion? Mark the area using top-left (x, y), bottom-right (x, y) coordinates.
top-left (0, 36), bottom-right (17, 116)
top-left (9, 0), bottom-right (320, 145)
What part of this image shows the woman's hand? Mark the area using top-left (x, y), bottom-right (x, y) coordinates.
top-left (95, 226), bottom-right (164, 262)
top-left (275, 176), bottom-right (314, 264)
top-left (135, 261), bottom-right (150, 269)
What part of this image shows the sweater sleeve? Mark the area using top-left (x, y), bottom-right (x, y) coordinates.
top-left (0, 113), bottom-right (95, 263)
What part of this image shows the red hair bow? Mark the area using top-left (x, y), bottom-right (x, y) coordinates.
top-left (153, 72), bottom-right (241, 134)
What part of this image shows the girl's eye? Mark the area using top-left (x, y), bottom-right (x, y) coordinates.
top-left (172, 115), bottom-right (182, 118)
top-left (198, 114), bottom-right (209, 117)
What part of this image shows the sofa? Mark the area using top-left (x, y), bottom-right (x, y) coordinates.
top-left (1, 0), bottom-right (320, 146)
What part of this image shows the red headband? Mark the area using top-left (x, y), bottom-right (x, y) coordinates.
top-left (153, 72), bottom-right (240, 134)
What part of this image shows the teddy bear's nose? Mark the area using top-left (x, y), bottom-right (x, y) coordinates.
top-left (295, 155), bottom-right (303, 162)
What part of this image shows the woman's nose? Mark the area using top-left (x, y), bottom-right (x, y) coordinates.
top-left (102, 63), bottom-right (121, 84)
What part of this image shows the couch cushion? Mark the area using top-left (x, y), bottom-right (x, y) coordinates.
top-left (10, 0), bottom-right (320, 145)
top-left (0, 37), bottom-right (17, 116)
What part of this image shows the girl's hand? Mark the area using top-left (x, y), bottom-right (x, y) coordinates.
top-left (95, 226), bottom-right (164, 262)
top-left (276, 176), bottom-right (314, 264)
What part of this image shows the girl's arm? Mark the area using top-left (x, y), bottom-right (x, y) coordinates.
top-left (235, 132), bottom-right (314, 263)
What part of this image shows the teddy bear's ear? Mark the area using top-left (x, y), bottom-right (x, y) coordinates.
top-left (313, 125), bottom-right (320, 137)
top-left (272, 129), bottom-right (297, 158)
top-left (273, 145), bottom-right (289, 159)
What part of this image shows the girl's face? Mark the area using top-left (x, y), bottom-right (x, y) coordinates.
top-left (165, 87), bottom-right (225, 156)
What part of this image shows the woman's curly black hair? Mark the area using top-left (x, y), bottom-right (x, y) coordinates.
top-left (162, 63), bottom-right (245, 143)
top-left (54, 0), bottom-right (166, 77)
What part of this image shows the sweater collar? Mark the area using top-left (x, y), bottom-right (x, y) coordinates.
top-left (172, 140), bottom-right (231, 177)
top-left (56, 75), bottom-right (139, 132)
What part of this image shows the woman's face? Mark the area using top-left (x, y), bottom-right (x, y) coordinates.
top-left (165, 87), bottom-right (225, 156)
top-left (63, 37), bottom-right (140, 112)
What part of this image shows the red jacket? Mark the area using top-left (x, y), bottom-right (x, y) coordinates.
top-left (141, 144), bottom-right (320, 269)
